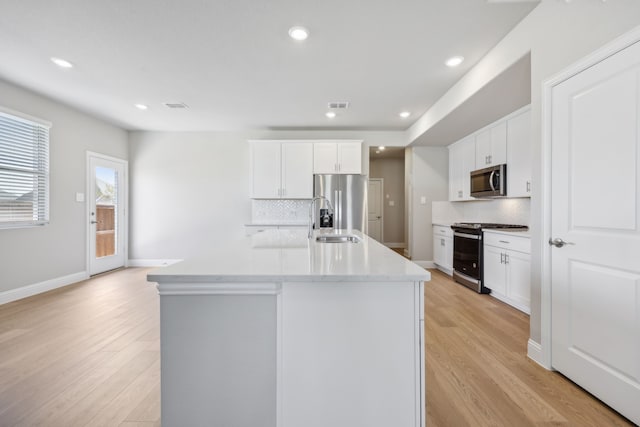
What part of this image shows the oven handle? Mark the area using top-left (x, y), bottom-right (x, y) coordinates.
top-left (454, 232), bottom-right (480, 240)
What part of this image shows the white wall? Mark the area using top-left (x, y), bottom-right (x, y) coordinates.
top-left (0, 79), bottom-right (128, 295)
top-left (406, 1), bottom-right (640, 348)
top-left (369, 157), bottom-right (405, 245)
top-left (128, 130), bottom-right (406, 261)
top-left (408, 147), bottom-right (448, 265)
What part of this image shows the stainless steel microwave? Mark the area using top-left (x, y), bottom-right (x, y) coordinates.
top-left (470, 164), bottom-right (506, 198)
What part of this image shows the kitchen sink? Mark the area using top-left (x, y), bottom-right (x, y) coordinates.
top-left (315, 234), bottom-right (362, 243)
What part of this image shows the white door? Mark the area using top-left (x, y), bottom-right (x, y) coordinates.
top-left (550, 40), bottom-right (640, 425)
top-left (88, 153), bottom-right (127, 275)
top-left (367, 178), bottom-right (383, 242)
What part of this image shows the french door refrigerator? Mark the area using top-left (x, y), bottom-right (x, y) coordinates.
top-left (313, 174), bottom-right (367, 233)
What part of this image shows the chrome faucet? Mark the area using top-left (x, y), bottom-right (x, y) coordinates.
top-left (308, 196), bottom-right (334, 238)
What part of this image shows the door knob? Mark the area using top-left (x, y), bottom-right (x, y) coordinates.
top-left (90, 220), bottom-right (101, 224)
top-left (549, 237), bottom-right (575, 248)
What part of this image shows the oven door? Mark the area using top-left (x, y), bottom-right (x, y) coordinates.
top-left (452, 231), bottom-right (481, 281)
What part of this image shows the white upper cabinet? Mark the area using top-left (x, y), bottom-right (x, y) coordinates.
top-left (250, 141), bottom-right (313, 199)
top-left (313, 141), bottom-right (362, 174)
top-left (448, 136), bottom-right (475, 201)
top-left (506, 108), bottom-right (531, 197)
top-left (475, 121), bottom-right (507, 168)
top-left (447, 105), bottom-right (531, 201)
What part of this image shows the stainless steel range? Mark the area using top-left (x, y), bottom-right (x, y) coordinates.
top-left (450, 222), bottom-right (528, 293)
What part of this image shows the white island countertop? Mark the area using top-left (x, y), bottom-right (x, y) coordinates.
top-left (148, 229), bottom-right (430, 283)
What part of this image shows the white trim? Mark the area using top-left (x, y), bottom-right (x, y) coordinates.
top-left (413, 260), bottom-right (435, 269)
top-left (157, 282), bottom-right (282, 296)
top-left (540, 24), bottom-right (640, 371)
top-left (384, 242), bottom-right (406, 249)
top-left (0, 105), bottom-right (52, 128)
top-left (527, 339), bottom-right (551, 370)
top-left (0, 271), bottom-right (88, 305)
top-left (86, 152), bottom-right (129, 275)
top-left (128, 259), bottom-right (183, 267)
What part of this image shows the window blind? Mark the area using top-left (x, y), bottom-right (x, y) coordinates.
top-left (0, 110), bottom-right (50, 228)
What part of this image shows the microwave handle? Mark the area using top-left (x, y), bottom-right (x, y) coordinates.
top-left (489, 170), bottom-right (497, 191)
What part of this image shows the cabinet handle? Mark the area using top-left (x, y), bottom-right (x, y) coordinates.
top-left (500, 253), bottom-right (504, 264)
top-left (458, 190), bottom-right (462, 198)
top-left (498, 240), bottom-right (510, 244)
top-left (505, 253), bottom-right (509, 264)
top-left (441, 238), bottom-right (445, 246)
top-left (526, 181), bottom-right (531, 192)
top-left (489, 154), bottom-right (492, 163)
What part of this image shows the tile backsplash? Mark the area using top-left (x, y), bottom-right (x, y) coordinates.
top-left (251, 199), bottom-right (310, 224)
top-left (432, 198), bottom-right (530, 226)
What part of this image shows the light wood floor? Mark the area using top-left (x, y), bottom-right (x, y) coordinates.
top-left (0, 267), bottom-right (634, 426)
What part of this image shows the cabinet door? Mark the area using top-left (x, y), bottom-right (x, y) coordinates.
top-left (337, 142), bottom-right (362, 174)
top-left (461, 139), bottom-right (476, 200)
top-left (448, 143), bottom-right (463, 200)
top-left (506, 109), bottom-right (531, 197)
top-left (433, 235), bottom-right (445, 266)
top-left (313, 142), bottom-right (338, 173)
top-left (506, 250), bottom-right (531, 313)
top-left (475, 123), bottom-right (506, 167)
top-left (282, 143), bottom-right (313, 198)
top-left (475, 129), bottom-right (492, 167)
top-left (251, 142), bottom-right (281, 198)
top-left (490, 122), bottom-right (507, 165)
top-left (483, 245), bottom-right (506, 296)
top-left (445, 236), bottom-right (453, 271)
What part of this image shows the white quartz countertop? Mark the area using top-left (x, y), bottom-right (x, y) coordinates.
top-left (148, 229), bottom-right (430, 283)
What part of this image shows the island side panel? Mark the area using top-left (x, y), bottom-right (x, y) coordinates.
top-left (280, 281), bottom-right (422, 427)
top-left (160, 292), bottom-right (277, 427)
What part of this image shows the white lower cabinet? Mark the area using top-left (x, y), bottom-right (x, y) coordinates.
top-left (483, 231), bottom-right (531, 314)
top-left (432, 225), bottom-right (453, 275)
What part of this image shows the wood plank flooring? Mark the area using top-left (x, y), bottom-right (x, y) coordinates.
top-left (0, 267), bottom-right (634, 426)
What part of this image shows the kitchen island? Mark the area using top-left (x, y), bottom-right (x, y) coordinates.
top-left (148, 229), bottom-right (430, 427)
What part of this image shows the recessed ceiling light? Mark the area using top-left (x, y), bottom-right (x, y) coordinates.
top-left (326, 111), bottom-right (336, 119)
top-left (51, 57), bottom-right (73, 68)
top-left (288, 26), bottom-right (309, 41)
top-left (135, 104), bottom-right (148, 110)
top-left (399, 111), bottom-right (411, 119)
top-left (445, 56), bottom-right (464, 67)
top-left (378, 146), bottom-right (386, 150)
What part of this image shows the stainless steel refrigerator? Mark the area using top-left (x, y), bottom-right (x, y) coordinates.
top-left (313, 174), bottom-right (367, 232)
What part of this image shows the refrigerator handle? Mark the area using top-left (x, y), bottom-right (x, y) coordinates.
top-left (334, 190), bottom-right (339, 229)
top-left (338, 190), bottom-right (343, 229)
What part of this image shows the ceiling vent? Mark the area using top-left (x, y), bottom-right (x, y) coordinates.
top-left (163, 102), bottom-right (189, 109)
top-left (328, 101), bottom-right (350, 109)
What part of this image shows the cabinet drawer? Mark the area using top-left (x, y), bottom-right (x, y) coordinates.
top-left (484, 232), bottom-right (530, 253)
top-left (433, 225), bottom-right (452, 238)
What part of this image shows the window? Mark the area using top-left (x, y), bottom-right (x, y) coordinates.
top-left (0, 108), bottom-right (51, 228)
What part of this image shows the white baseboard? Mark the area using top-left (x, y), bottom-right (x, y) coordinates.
top-left (435, 265), bottom-right (453, 276)
top-left (413, 260), bottom-right (435, 269)
top-left (384, 242), bottom-right (405, 249)
top-left (0, 271), bottom-right (88, 305)
top-left (527, 339), bottom-right (551, 370)
top-left (128, 259), bottom-right (183, 267)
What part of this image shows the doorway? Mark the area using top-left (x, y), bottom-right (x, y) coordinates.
top-left (369, 147), bottom-right (406, 249)
top-left (87, 152), bottom-right (127, 275)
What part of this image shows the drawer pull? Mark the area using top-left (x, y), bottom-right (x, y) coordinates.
top-left (498, 240), bottom-right (510, 244)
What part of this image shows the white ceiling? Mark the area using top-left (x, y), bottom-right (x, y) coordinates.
top-left (0, 0), bottom-right (538, 133)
